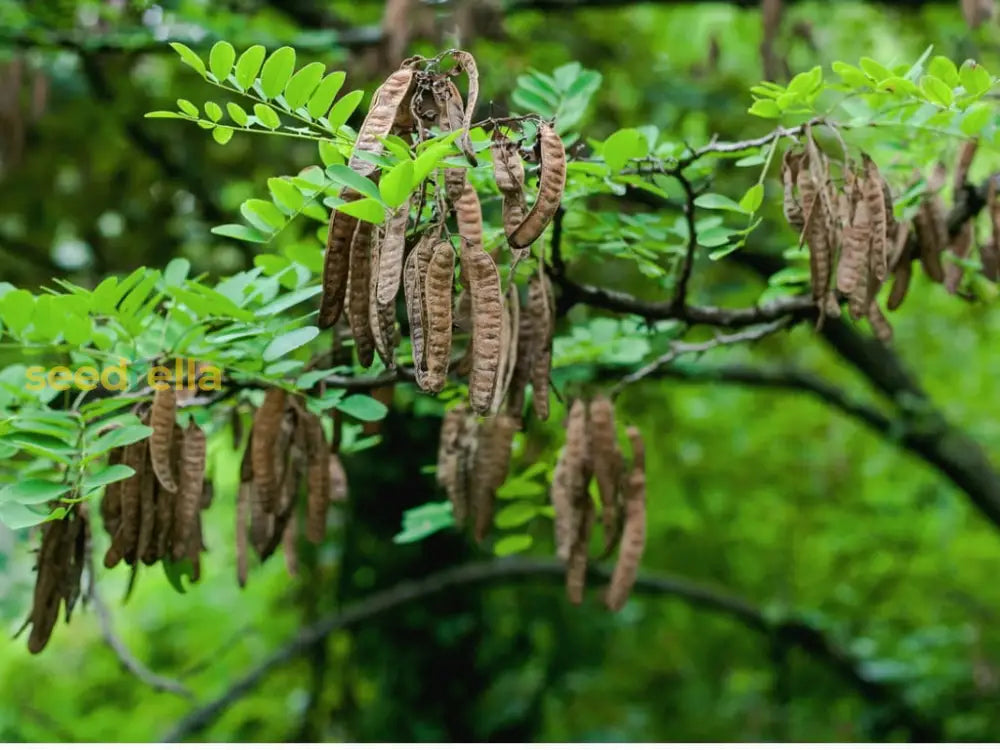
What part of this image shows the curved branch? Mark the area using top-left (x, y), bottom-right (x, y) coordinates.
top-left (162, 556), bottom-right (939, 743)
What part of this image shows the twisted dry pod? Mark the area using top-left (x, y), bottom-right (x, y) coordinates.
top-left (349, 67), bottom-right (415, 177)
top-left (565, 498), bottom-right (594, 606)
top-left (172, 420), bottom-right (206, 560)
top-left (150, 387), bottom-right (178, 493)
top-left (368, 228), bottom-right (397, 367)
top-left (449, 50), bottom-right (480, 165)
top-left (376, 198), bottom-right (410, 308)
top-left (491, 130), bottom-right (526, 194)
top-left (862, 154), bottom-right (889, 284)
top-left (588, 395), bottom-right (624, 555)
top-left (551, 399), bottom-right (591, 561)
top-left (347, 219), bottom-right (376, 368)
top-left (528, 268), bottom-right (555, 421)
top-left (433, 77), bottom-right (468, 200)
top-left (26, 509), bottom-right (87, 653)
top-left (508, 123), bottom-right (566, 249)
top-left (605, 426), bottom-right (646, 612)
top-left (461, 241), bottom-right (503, 414)
top-left (868, 300), bottom-right (893, 343)
top-left (304, 412), bottom-right (331, 544)
top-left (251, 388), bottom-right (287, 518)
top-left (106, 435), bottom-right (147, 568)
top-left (403, 235), bottom-right (430, 388)
top-left (781, 148), bottom-right (805, 231)
top-left (798, 136), bottom-right (839, 322)
top-left (423, 239), bottom-right (456, 393)
top-left (437, 405), bottom-right (470, 527)
top-left (471, 414), bottom-right (519, 542)
top-left (491, 284), bottom-right (521, 415)
top-left (887, 242), bottom-right (914, 311)
top-left (319, 188), bottom-right (360, 329)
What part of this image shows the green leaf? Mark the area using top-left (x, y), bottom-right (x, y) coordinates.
top-left (256, 285), bottom-right (322, 316)
top-left (494, 502), bottom-right (539, 529)
top-left (262, 326), bottom-right (320, 361)
top-left (242, 198), bottom-right (286, 232)
top-left (164, 258), bottom-right (191, 286)
top-left (698, 226), bottom-right (734, 248)
top-left (960, 60), bottom-right (992, 97)
top-left (85, 424), bottom-right (154, 463)
top-left (208, 40), bottom-right (236, 81)
top-left (204, 101), bottom-right (222, 121)
top-left (921, 74), bottom-right (954, 107)
top-left (307, 71), bottom-right (347, 119)
top-left (603, 128), bottom-right (649, 172)
top-left (162, 557), bottom-right (195, 594)
top-left (327, 89), bottom-right (364, 131)
top-left (81, 464), bottom-right (135, 490)
top-left (860, 57), bottom-right (892, 82)
top-left (212, 125), bottom-right (234, 145)
top-left (318, 139), bottom-right (344, 167)
top-left (145, 111), bottom-right (187, 119)
top-left (379, 160), bottom-right (415, 208)
top-left (0, 502), bottom-right (57, 530)
top-left (177, 98), bottom-right (199, 117)
top-left (253, 103), bottom-right (281, 129)
top-left (0, 289), bottom-right (35, 333)
top-left (284, 61), bottom-right (326, 110)
top-left (748, 99), bottom-right (781, 118)
top-left (260, 46), bottom-right (296, 100)
top-left (61, 313), bottom-right (91, 347)
top-left (212, 224), bottom-right (267, 243)
top-left (928, 56), bottom-right (960, 88)
top-left (336, 394), bottom-right (389, 421)
top-left (227, 102), bottom-right (249, 126)
top-left (832, 61), bottom-right (870, 89)
top-left (739, 184), bottom-right (765, 214)
top-left (787, 65), bottom-right (823, 96)
top-left (0, 479), bottom-right (71, 505)
top-left (337, 198), bottom-right (386, 224)
top-left (325, 164), bottom-right (382, 201)
top-left (694, 193), bottom-right (746, 213)
top-left (169, 42), bottom-right (207, 78)
top-left (234, 44), bottom-right (267, 91)
top-left (268, 177), bottom-right (306, 213)
top-left (413, 131), bottom-right (463, 183)
top-left (961, 103), bottom-right (992, 135)
top-left (494, 534), bottom-right (533, 556)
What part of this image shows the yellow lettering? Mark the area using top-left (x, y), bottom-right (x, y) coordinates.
top-left (75, 366), bottom-right (98, 391)
top-left (197, 366), bottom-right (222, 391)
top-left (48, 366), bottom-right (71, 391)
top-left (24, 366), bottom-right (46, 391)
top-left (148, 365), bottom-right (170, 391)
top-left (102, 359), bottom-right (128, 391)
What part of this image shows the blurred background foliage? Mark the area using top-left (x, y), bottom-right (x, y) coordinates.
top-left (2, 0), bottom-right (1000, 742)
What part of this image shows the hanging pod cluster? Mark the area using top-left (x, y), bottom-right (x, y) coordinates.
top-left (316, 50), bottom-right (565, 416)
top-left (21, 505), bottom-right (89, 654)
top-left (550, 397), bottom-right (646, 610)
top-left (102, 388), bottom-right (210, 576)
top-left (785, 131), bottom-right (1000, 341)
top-left (237, 387), bottom-right (349, 586)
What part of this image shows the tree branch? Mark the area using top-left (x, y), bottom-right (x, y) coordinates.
top-left (161, 556), bottom-right (940, 743)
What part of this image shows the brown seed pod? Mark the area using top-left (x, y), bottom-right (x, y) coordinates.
top-left (149, 387), bottom-right (178, 493)
top-left (528, 268), bottom-right (555, 421)
top-left (424, 239), bottom-right (456, 393)
top-left (836, 173), bottom-right (869, 297)
top-left (588, 395), bottom-right (624, 555)
top-left (347, 219), bottom-right (376, 368)
top-left (283, 512), bottom-right (299, 577)
top-left (566, 498), bottom-right (594, 606)
top-left (252, 388), bottom-right (286, 517)
top-left (491, 284), bottom-right (521, 415)
top-left (449, 50), bottom-right (479, 165)
top-left (455, 181), bottom-right (484, 254)
top-left (304, 413), bottom-right (331, 544)
top-left (868, 300), bottom-right (893, 343)
top-left (461, 242), bottom-right (503, 414)
top-left (491, 130), bottom-right (525, 195)
top-left (100, 446), bottom-right (124, 538)
top-left (433, 77), bottom-right (468, 200)
top-left (403, 240), bottom-right (428, 387)
top-left (437, 405), bottom-right (469, 527)
top-left (368, 229), bottom-right (397, 367)
top-left (319, 188), bottom-right (361, 329)
top-left (329, 453), bottom-right (349, 502)
top-left (551, 399), bottom-right (591, 561)
top-left (862, 154), bottom-right (889, 284)
top-left (508, 124), bottom-right (566, 249)
top-left (28, 516), bottom-right (68, 653)
top-left (914, 195), bottom-right (947, 283)
top-left (887, 244), bottom-right (913, 311)
top-left (472, 414), bottom-right (519, 542)
top-left (781, 148), bottom-right (805, 231)
top-left (376, 198), bottom-right (410, 308)
top-left (798, 141), bottom-right (836, 321)
top-left (172, 420), bottom-right (206, 560)
top-left (349, 67), bottom-right (415, 177)
top-left (605, 426), bottom-right (646, 612)
top-left (945, 220), bottom-right (974, 294)
top-left (137, 447), bottom-right (158, 565)
top-left (111, 436), bottom-right (147, 567)
top-left (61, 509), bottom-right (87, 621)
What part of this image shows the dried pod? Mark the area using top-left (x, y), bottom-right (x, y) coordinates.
top-left (945, 221), bottom-right (974, 294)
top-left (349, 67), bottom-right (415, 177)
top-left (252, 388), bottom-right (286, 515)
top-left (868, 300), bottom-right (894, 343)
top-left (566, 498), bottom-right (594, 606)
top-left (329, 453), bottom-right (349, 502)
top-left (455, 181), bottom-right (484, 255)
top-left (528, 268), bottom-right (555, 421)
top-left (347, 219), bottom-right (376, 368)
top-left (887, 245), bottom-right (913, 311)
top-left (137, 447), bottom-right (158, 565)
top-left (304, 413), bottom-right (331, 544)
top-left (605, 426), bottom-right (646, 612)
top-left (450, 50), bottom-right (480, 164)
top-left (172, 420), bottom-right (206, 560)
top-left (502, 194), bottom-right (528, 258)
top-left (461, 243), bottom-right (503, 414)
top-left (368, 229), bottom-right (397, 367)
top-left (914, 195), bottom-right (947, 283)
top-left (508, 124), bottom-right (566, 249)
top-left (862, 154), bottom-right (889, 284)
top-left (424, 240), bottom-right (456, 393)
top-left (588, 395), bottom-right (624, 555)
top-left (376, 198), bottom-right (410, 308)
top-left (551, 399), bottom-right (591, 561)
top-left (491, 131), bottom-right (526, 194)
top-left (28, 516), bottom-right (69, 653)
top-left (437, 405), bottom-right (470, 527)
top-left (319, 188), bottom-right (361, 328)
top-left (100, 446), bottom-right (124, 538)
top-left (403, 239), bottom-right (428, 387)
top-left (110, 436), bottom-right (147, 567)
top-left (798, 139), bottom-right (837, 321)
top-left (836, 172), bottom-right (870, 297)
top-left (472, 414), bottom-right (519, 542)
top-left (491, 284), bottom-right (521, 414)
top-left (433, 77), bottom-right (468, 200)
top-left (283, 512), bottom-right (299, 577)
top-left (781, 148), bottom-right (804, 231)
top-left (150, 387), bottom-right (178, 493)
